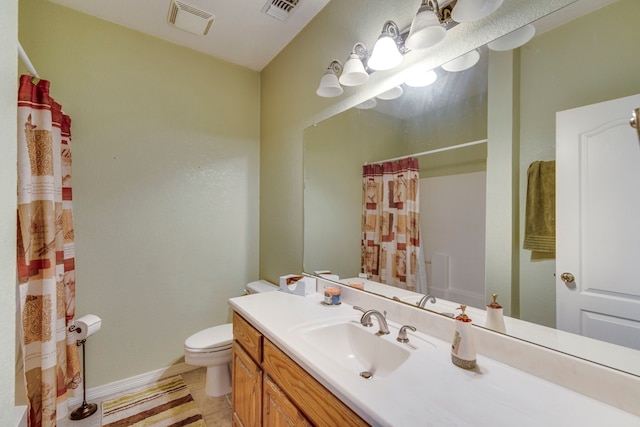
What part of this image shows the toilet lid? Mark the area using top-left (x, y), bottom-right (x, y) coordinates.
top-left (185, 323), bottom-right (233, 350)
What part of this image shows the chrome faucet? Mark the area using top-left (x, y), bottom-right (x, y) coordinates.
top-left (417, 294), bottom-right (436, 308)
top-left (360, 309), bottom-right (390, 335)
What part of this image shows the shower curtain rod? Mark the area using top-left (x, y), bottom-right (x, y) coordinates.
top-left (365, 138), bottom-right (488, 165)
top-left (18, 41), bottom-right (40, 79)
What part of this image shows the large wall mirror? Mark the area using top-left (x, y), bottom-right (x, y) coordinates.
top-left (304, 0), bottom-right (640, 377)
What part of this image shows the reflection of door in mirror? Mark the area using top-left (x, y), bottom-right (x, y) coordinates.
top-left (556, 93), bottom-right (640, 351)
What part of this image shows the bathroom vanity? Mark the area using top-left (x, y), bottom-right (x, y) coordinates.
top-left (229, 281), bottom-right (640, 426)
top-left (232, 311), bottom-right (367, 426)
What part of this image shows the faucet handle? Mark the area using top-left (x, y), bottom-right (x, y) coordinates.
top-left (353, 306), bottom-right (373, 327)
top-left (418, 294), bottom-right (436, 307)
top-left (396, 325), bottom-right (417, 343)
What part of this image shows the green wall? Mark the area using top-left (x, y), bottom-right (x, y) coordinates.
top-left (303, 108), bottom-right (405, 278)
top-left (17, 0), bottom-right (260, 389)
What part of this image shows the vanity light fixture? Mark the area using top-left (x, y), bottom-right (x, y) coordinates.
top-left (339, 43), bottom-right (370, 87)
top-left (316, 60), bottom-right (343, 98)
top-left (368, 21), bottom-right (404, 71)
top-left (451, 0), bottom-right (504, 23)
top-left (405, 69), bottom-right (438, 87)
top-left (441, 49), bottom-right (480, 72)
top-left (405, 0), bottom-right (447, 51)
top-left (315, 0), bottom-right (505, 98)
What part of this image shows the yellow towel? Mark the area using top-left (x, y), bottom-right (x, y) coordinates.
top-left (523, 160), bottom-right (555, 259)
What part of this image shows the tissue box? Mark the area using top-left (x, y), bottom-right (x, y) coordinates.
top-left (279, 274), bottom-right (316, 296)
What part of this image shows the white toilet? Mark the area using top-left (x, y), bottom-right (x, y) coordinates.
top-left (184, 280), bottom-right (276, 396)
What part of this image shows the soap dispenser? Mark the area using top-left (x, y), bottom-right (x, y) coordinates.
top-left (451, 305), bottom-right (477, 370)
top-left (485, 293), bottom-right (506, 333)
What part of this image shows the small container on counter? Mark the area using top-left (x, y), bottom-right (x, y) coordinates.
top-left (451, 305), bottom-right (477, 370)
top-left (323, 286), bottom-right (341, 305)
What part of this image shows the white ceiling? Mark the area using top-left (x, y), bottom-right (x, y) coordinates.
top-left (49, 0), bottom-right (330, 71)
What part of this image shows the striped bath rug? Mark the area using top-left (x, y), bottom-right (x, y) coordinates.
top-left (102, 375), bottom-right (205, 426)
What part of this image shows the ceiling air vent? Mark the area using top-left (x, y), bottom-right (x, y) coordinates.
top-left (262, 0), bottom-right (301, 22)
top-left (167, 0), bottom-right (214, 35)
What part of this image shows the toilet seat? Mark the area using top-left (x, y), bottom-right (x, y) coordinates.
top-left (185, 323), bottom-right (232, 352)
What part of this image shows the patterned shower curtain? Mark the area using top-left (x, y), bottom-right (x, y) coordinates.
top-left (361, 158), bottom-right (420, 291)
top-left (16, 75), bottom-right (81, 426)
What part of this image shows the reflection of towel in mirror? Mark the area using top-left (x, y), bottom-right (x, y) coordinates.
top-left (523, 160), bottom-right (556, 259)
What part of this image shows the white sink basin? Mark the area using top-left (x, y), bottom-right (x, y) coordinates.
top-left (295, 320), bottom-right (411, 379)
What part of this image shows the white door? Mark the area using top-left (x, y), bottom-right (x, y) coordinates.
top-left (556, 93), bottom-right (640, 350)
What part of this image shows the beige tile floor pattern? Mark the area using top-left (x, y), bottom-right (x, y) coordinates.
top-left (58, 367), bottom-right (231, 427)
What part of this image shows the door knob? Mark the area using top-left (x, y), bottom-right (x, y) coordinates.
top-left (560, 272), bottom-right (575, 285)
top-left (631, 108), bottom-right (640, 141)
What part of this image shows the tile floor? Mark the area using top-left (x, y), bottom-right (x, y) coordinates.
top-left (59, 368), bottom-right (232, 426)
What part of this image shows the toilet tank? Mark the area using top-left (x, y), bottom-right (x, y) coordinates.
top-left (246, 280), bottom-right (277, 294)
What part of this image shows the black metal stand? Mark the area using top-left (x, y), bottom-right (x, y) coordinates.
top-left (69, 339), bottom-right (97, 420)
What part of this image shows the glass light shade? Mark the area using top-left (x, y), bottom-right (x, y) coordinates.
top-left (488, 24), bottom-right (536, 51)
top-left (405, 10), bottom-right (446, 50)
top-left (405, 69), bottom-right (438, 87)
top-left (368, 36), bottom-right (403, 71)
top-left (339, 53), bottom-right (369, 86)
top-left (316, 70), bottom-right (343, 97)
top-left (376, 86), bottom-right (404, 101)
top-left (355, 98), bottom-right (377, 110)
top-left (441, 49), bottom-right (480, 72)
top-left (451, 0), bottom-right (504, 23)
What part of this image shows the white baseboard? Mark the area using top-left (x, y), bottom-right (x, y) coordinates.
top-left (68, 362), bottom-right (198, 408)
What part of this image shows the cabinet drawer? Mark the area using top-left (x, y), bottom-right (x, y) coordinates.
top-left (263, 338), bottom-right (369, 427)
top-left (233, 312), bottom-right (262, 363)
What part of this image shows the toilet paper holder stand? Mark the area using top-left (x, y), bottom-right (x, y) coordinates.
top-left (68, 322), bottom-right (98, 420)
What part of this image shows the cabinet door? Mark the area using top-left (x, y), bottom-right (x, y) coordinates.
top-left (263, 375), bottom-right (312, 427)
top-left (232, 342), bottom-right (262, 427)
top-left (263, 339), bottom-right (369, 427)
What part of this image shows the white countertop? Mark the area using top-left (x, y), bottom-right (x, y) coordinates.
top-left (229, 290), bottom-right (640, 426)
top-left (340, 277), bottom-right (640, 378)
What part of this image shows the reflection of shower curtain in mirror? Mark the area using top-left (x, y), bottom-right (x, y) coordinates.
top-left (361, 158), bottom-right (420, 291)
top-left (16, 75), bottom-right (81, 426)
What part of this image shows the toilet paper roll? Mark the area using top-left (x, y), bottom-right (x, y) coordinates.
top-left (74, 314), bottom-right (102, 340)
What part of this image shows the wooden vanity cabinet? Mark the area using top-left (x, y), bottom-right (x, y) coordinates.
top-left (232, 312), bottom-right (369, 427)
top-left (232, 312), bottom-right (264, 426)
top-left (232, 341), bottom-right (262, 427)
